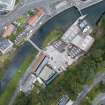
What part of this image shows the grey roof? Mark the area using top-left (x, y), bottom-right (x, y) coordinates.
top-left (0, 39), bottom-right (13, 54)
top-left (39, 65), bottom-right (58, 85)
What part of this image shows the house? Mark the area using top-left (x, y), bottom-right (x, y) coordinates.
top-left (71, 34), bottom-right (94, 52)
top-left (3, 24), bottom-right (15, 38)
top-left (0, 39), bottom-right (13, 54)
top-left (0, 0), bottom-right (16, 12)
top-left (27, 8), bottom-right (45, 26)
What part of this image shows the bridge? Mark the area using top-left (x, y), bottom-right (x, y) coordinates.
top-left (28, 39), bottom-right (42, 52)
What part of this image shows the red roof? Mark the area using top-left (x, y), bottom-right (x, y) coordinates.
top-left (28, 8), bottom-right (45, 26)
top-left (3, 24), bottom-right (15, 38)
top-left (32, 52), bottom-right (46, 73)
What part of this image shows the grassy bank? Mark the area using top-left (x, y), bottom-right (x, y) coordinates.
top-left (0, 48), bottom-right (16, 80)
top-left (42, 28), bottom-right (63, 47)
top-left (13, 16), bottom-right (105, 105)
top-left (82, 82), bottom-right (105, 105)
top-left (0, 50), bottom-right (37, 105)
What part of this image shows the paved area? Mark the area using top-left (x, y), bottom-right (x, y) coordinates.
top-left (45, 45), bottom-right (77, 73)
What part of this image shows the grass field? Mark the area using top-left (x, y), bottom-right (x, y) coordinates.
top-left (42, 28), bottom-right (63, 47)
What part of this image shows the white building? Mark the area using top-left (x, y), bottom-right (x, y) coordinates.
top-left (62, 15), bottom-right (94, 53)
top-left (62, 15), bottom-right (92, 44)
top-left (0, 0), bottom-right (16, 12)
top-left (66, 100), bottom-right (73, 105)
top-left (0, 39), bottom-right (13, 54)
top-left (71, 34), bottom-right (94, 52)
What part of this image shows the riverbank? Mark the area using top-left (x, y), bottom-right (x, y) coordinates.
top-left (0, 49), bottom-right (37, 105)
top-left (42, 28), bottom-right (63, 48)
top-left (0, 48), bottom-right (16, 80)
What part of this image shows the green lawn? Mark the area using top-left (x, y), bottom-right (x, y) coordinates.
top-left (17, 16), bottom-right (27, 26)
top-left (0, 50), bottom-right (37, 105)
top-left (42, 28), bottom-right (63, 47)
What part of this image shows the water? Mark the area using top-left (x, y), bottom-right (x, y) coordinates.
top-left (1, 0), bottom-right (105, 94)
top-left (0, 42), bottom-right (36, 93)
top-left (31, 7), bottom-right (81, 47)
top-left (81, 0), bottom-right (105, 25)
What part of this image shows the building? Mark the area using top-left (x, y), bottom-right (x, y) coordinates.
top-left (38, 65), bottom-right (58, 85)
top-left (66, 100), bottom-right (73, 105)
top-left (0, 39), bottom-right (13, 54)
top-left (31, 52), bottom-right (58, 85)
top-left (71, 34), bottom-right (94, 52)
top-left (45, 45), bottom-right (75, 73)
top-left (27, 8), bottom-right (45, 26)
top-left (58, 95), bottom-right (69, 105)
top-left (32, 52), bottom-right (48, 75)
top-left (3, 24), bottom-right (15, 38)
top-left (52, 40), bottom-right (67, 53)
top-left (62, 15), bottom-right (94, 58)
top-left (62, 15), bottom-right (92, 44)
top-left (45, 16), bottom-right (94, 72)
top-left (0, 0), bottom-right (16, 12)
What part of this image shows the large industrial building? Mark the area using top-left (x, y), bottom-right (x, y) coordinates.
top-left (45, 15), bottom-right (94, 73)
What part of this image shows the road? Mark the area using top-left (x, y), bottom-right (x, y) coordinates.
top-left (92, 93), bottom-right (105, 105)
top-left (0, 0), bottom-right (103, 32)
top-left (0, 0), bottom-right (51, 31)
top-left (8, 57), bottom-right (38, 105)
top-left (73, 73), bottom-right (105, 105)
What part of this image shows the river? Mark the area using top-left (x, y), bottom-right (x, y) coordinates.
top-left (1, 0), bottom-right (105, 94)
